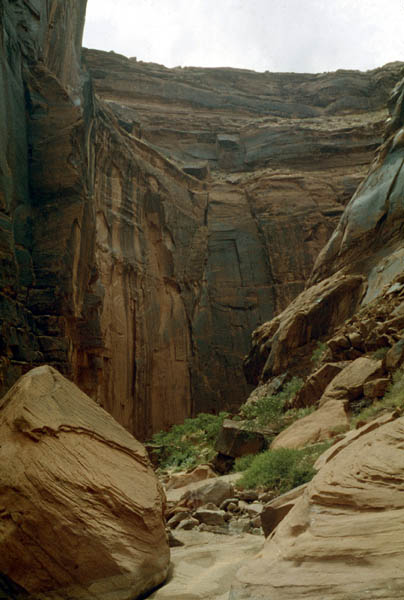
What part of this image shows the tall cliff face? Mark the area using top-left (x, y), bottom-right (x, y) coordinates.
top-left (231, 76), bottom-right (404, 600)
top-left (244, 74), bottom-right (404, 387)
top-left (1, 1), bottom-right (403, 439)
top-left (0, 0), bottom-right (89, 390)
top-left (82, 50), bottom-right (403, 435)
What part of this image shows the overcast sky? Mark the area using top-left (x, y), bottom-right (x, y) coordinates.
top-left (84, 0), bottom-right (404, 73)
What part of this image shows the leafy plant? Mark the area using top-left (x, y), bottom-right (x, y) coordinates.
top-left (311, 341), bottom-right (327, 366)
top-left (240, 377), bottom-right (304, 430)
top-left (350, 368), bottom-right (404, 428)
top-left (149, 412), bottom-right (229, 471)
top-left (233, 453), bottom-right (256, 472)
top-left (372, 346), bottom-right (389, 360)
top-left (236, 442), bottom-right (331, 493)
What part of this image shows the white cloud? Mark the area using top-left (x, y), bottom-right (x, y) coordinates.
top-left (83, 0), bottom-right (404, 72)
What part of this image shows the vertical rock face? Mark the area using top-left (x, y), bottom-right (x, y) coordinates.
top-left (0, 0), bottom-right (89, 399)
top-left (81, 51), bottom-right (404, 435)
top-left (244, 74), bottom-right (404, 387)
top-left (1, 0), bottom-right (403, 439)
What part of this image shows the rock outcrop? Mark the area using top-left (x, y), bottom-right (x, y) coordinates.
top-left (244, 75), bottom-right (404, 390)
top-left (1, 0), bottom-right (403, 440)
top-left (229, 63), bottom-right (404, 600)
top-left (231, 415), bottom-right (404, 599)
top-left (83, 52), bottom-right (404, 431)
top-left (0, 366), bottom-right (169, 599)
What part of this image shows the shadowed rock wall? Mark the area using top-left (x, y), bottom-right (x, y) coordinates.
top-left (83, 50), bottom-right (404, 433)
top-left (0, 0), bottom-right (89, 390)
top-left (0, 1), bottom-right (403, 439)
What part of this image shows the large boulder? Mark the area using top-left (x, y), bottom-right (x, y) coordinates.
top-left (0, 366), bottom-right (169, 600)
top-left (174, 477), bottom-right (235, 511)
top-left (231, 415), bottom-right (404, 599)
top-left (260, 484), bottom-right (308, 537)
top-left (165, 464), bottom-right (217, 490)
top-left (215, 419), bottom-right (266, 458)
top-left (292, 362), bottom-right (348, 408)
top-left (319, 356), bottom-right (383, 405)
top-left (270, 399), bottom-right (349, 450)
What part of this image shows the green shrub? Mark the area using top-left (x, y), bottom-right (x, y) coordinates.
top-left (372, 346), bottom-right (389, 360)
top-left (283, 404), bottom-right (316, 422)
top-left (237, 443), bottom-right (330, 493)
top-left (311, 341), bottom-right (327, 366)
top-left (351, 368), bottom-right (404, 427)
top-left (240, 377), bottom-right (304, 430)
top-left (233, 453), bottom-right (256, 472)
top-left (150, 412), bottom-right (229, 471)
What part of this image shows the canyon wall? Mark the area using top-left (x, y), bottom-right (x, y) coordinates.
top-left (244, 73), bottom-right (404, 389)
top-left (0, 0), bottom-right (403, 438)
top-left (0, 0), bottom-right (89, 392)
top-left (82, 50), bottom-right (403, 436)
top-left (231, 73), bottom-right (404, 600)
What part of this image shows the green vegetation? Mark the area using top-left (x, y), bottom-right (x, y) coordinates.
top-left (311, 341), bottom-right (328, 366)
top-left (372, 346), bottom-right (389, 360)
top-left (233, 453), bottom-right (256, 472)
top-left (236, 443), bottom-right (331, 493)
top-left (149, 412), bottom-right (229, 471)
top-left (240, 377), bottom-right (304, 430)
top-left (350, 368), bottom-right (404, 428)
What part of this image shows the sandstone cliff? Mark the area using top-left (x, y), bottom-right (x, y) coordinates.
top-left (244, 74), bottom-right (404, 387)
top-left (1, 0), bottom-right (403, 439)
top-left (229, 66), bottom-right (404, 600)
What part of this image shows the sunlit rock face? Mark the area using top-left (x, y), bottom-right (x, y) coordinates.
top-left (0, 366), bottom-right (169, 600)
top-left (0, 0), bottom-right (403, 439)
top-left (230, 415), bottom-right (404, 600)
top-left (81, 50), bottom-right (403, 434)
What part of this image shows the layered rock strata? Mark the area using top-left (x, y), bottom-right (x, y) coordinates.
top-left (1, 0), bottom-right (403, 438)
top-left (244, 75), bottom-right (404, 388)
top-left (230, 415), bottom-right (404, 600)
top-left (0, 366), bottom-right (169, 600)
top-left (230, 68), bottom-right (404, 600)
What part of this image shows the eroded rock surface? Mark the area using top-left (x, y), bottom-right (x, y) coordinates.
top-left (231, 415), bottom-right (404, 600)
top-left (1, 0), bottom-right (403, 438)
top-left (0, 366), bottom-right (169, 600)
top-left (150, 530), bottom-right (263, 600)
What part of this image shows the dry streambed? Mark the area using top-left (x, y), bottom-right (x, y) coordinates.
top-left (149, 530), bottom-right (263, 600)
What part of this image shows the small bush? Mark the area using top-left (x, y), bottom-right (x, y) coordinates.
top-left (372, 346), bottom-right (389, 360)
top-left (237, 443), bottom-right (330, 493)
top-left (311, 341), bottom-right (327, 366)
top-left (150, 412), bottom-right (229, 471)
top-left (351, 368), bottom-right (404, 427)
top-left (241, 377), bottom-right (304, 430)
top-left (233, 453), bottom-right (256, 472)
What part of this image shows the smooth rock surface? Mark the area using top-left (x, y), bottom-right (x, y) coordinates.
top-left (165, 464), bottom-right (217, 491)
top-left (271, 399), bottom-right (349, 449)
top-left (260, 484), bottom-right (308, 537)
top-left (231, 416), bottom-right (404, 599)
top-left (149, 530), bottom-right (263, 600)
top-left (319, 357), bottom-right (383, 405)
top-left (0, 366), bottom-right (169, 600)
